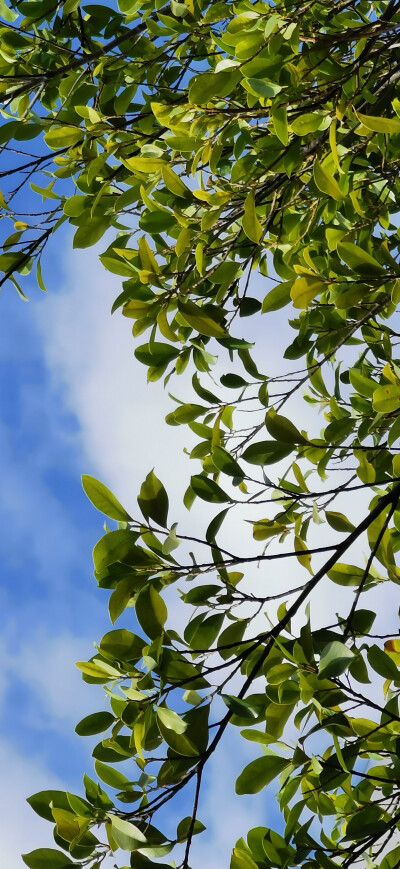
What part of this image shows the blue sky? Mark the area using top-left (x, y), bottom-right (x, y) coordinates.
top-left (0, 239), bottom-right (115, 861)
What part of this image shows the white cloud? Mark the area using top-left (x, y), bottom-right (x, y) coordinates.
top-left (34, 250), bottom-right (191, 516)
top-left (0, 629), bottom-right (105, 732)
top-left (0, 737), bottom-right (64, 869)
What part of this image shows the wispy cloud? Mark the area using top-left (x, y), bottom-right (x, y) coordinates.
top-left (0, 736), bottom-right (64, 869)
top-left (0, 629), bottom-right (105, 732)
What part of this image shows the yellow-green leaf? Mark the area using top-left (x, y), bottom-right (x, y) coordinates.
top-left (271, 103), bottom-right (288, 145)
top-left (265, 409), bottom-right (307, 444)
top-left (44, 126), bottom-right (84, 150)
top-left (125, 156), bottom-right (165, 173)
top-left (242, 190), bottom-right (263, 243)
top-left (138, 236), bottom-right (160, 274)
top-left (162, 165), bottom-right (190, 198)
top-left (290, 275), bottom-right (324, 309)
top-left (82, 475), bottom-right (131, 521)
top-left (313, 158), bottom-right (343, 200)
top-left (372, 384), bottom-right (400, 413)
top-left (178, 299), bottom-right (226, 337)
top-left (355, 111), bottom-right (400, 134)
top-left (137, 469), bottom-right (169, 526)
top-left (337, 241), bottom-right (384, 275)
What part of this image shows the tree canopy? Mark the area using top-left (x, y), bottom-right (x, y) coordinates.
top-left (3, 0), bottom-right (400, 867)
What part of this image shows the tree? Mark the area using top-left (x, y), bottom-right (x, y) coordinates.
top-left (3, 0), bottom-right (400, 865)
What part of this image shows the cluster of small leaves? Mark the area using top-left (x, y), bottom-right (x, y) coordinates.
top-left (4, 0), bottom-right (400, 868)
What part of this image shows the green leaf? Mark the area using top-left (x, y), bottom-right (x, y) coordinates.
top-left (271, 104), bottom-right (288, 145)
top-left (92, 529), bottom-right (138, 573)
top-left (290, 275), bottom-right (325, 309)
top-left (135, 342), bottom-right (179, 368)
top-left (75, 659), bottom-right (121, 679)
top-left (73, 215), bottom-right (110, 249)
top-left (178, 299), bottom-right (226, 337)
top-left (156, 706), bottom-right (187, 733)
top-left (137, 470), bottom-right (169, 527)
top-left (327, 563), bottom-right (365, 587)
top-left (313, 159), bottom-right (343, 200)
top-left (109, 815), bottom-right (147, 850)
top-left (27, 791), bottom-right (71, 823)
top-left (242, 441), bottom-right (293, 465)
top-left (177, 816), bottom-right (206, 841)
top-left (337, 242), bottom-right (385, 275)
top-left (221, 695), bottom-right (259, 721)
top-left (244, 78), bottom-right (282, 98)
top-left (95, 760), bottom-right (132, 789)
top-left (345, 807), bottom-right (387, 841)
top-left (190, 474), bottom-right (231, 503)
top-left (212, 445), bottom-right (244, 478)
top-left (157, 719), bottom-right (200, 757)
top-left (355, 110), bottom-right (400, 134)
top-left (265, 409), bottom-right (307, 444)
top-left (100, 628), bottom-right (146, 661)
top-left (189, 70), bottom-right (240, 105)
top-left (82, 475), bottom-right (131, 521)
top-left (372, 383), bottom-right (400, 413)
top-left (206, 507), bottom-right (229, 543)
top-left (164, 135), bottom-right (200, 152)
top-left (325, 512), bottom-right (355, 533)
top-left (220, 374), bottom-right (248, 389)
top-left (125, 156), bottom-right (165, 173)
top-left (210, 261), bottom-right (242, 284)
top-left (252, 519), bottom-right (286, 541)
top-left (44, 126), bottom-right (84, 150)
top-left (22, 851), bottom-right (75, 869)
top-left (291, 112), bottom-right (327, 135)
top-left (162, 165), bottom-right (191, 197)
top-left (236, 754), bottom-right (290, 794)
top-left (108, 578), bottom-right (135, 624)
top-left (166, 403), bottom-right (207, 425)
top-left (51, 806), bottom-right (96, 845)
top-left (349, 369), bottom-right (376, 398)
top-left (0, 0), bottom-right (18, 21)
top-left (262, 282), bottom-right (292, 313)
top-left (367, 644), bottom-right (399, 680)
top-left (135, 584), bottom-right (167, 639)
top-left (319, 641), bottom-right (355, 678)
top-left (75, 711), bottom-right (115, 736)
top-left (242, 190), bottom-right (263, 244)
top-left (186, 612), bottom-right (224, 649)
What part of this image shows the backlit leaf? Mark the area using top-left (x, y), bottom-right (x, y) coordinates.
top-left (290, 275), bottom-right (325, 309)
top-left (236, 755), bottom-right (290, 794)
top-left (242, 190), bottom-right (263, 244)
top-left (109, 815), bottom-right (147, 850)
top-left (82, 475), bottom-right (131, 521)
top-left (313, 159), bottom-right (343, 200)
top-left (138, 470), bottom-right (169, 527)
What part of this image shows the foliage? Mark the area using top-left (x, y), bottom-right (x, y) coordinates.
top-left (3, 0), bottom-right (400, 867)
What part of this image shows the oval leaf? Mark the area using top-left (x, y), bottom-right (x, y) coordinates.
top-left (82, 475), bottom-right (131, 521)
top-left (137, 470), bottom-right (169, 527)
top-left (319, 641), bottom-right (355, 678)
top-left (75, 710), bottom-right (115, 736)
top-left (110, 815), bottom-right (147, 850)
top-left (236, 755), bottom-right (290, 795)
top-left (22, 851), bottom-right (75, 869)
top-left (372, 383), bottom-right (400, 413)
